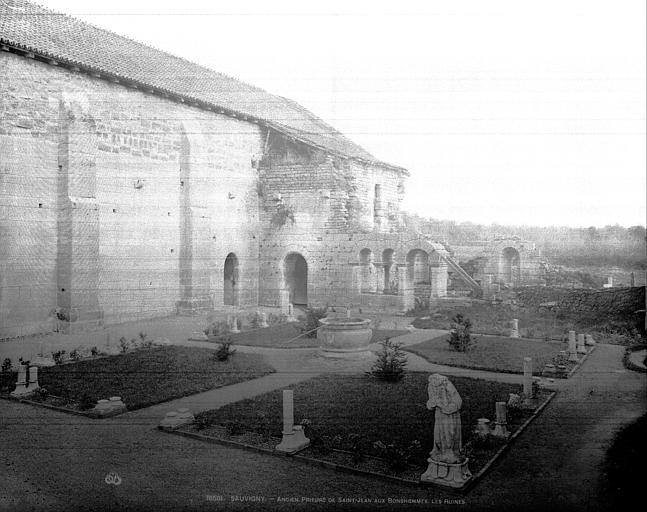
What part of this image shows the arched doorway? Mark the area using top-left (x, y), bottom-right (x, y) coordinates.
top-left (284, 253), bottom-right (307, 306)
top-left (223, 253), bottom-right (239, 306)
top-left (501, 247), bottom-right (520, 286)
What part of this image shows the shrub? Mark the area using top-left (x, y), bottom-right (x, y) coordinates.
top-left (51, 350), bottom-right (67, 365)
top-left (214, 340), bottom-right (236, 362)
top-left (78, 393), bottom-right (97, 411)
top-left (346, 433), bottom-right (369, 464)
top-left (90, 346), bottom-right (99, 357)
top-left (194, 415), bottom-right (209, 431)
top-left (373, 439), bottom-right (421, 472)
top-left (119, 337), bottom-right (130, 354)
top-left (367, 338), bottom-right (408, 382)
top-left (447, 314), bottom-right (475, 352)
top-left (1, 358), bottom-right (12, 373)
top-left (301, 306), bottom-right (328, 338)
top-left (69, 348), bottom-right (82, 362)
top-left (267, 313), bottom-right (282, 326)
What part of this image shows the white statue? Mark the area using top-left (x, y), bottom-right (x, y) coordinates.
top-left (421, 374), bottom-right (472, 487)
top-left (426, 373), bottom-right (463, 464)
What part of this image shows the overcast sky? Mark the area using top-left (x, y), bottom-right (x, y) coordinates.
top-left (32, 0), bottom-right (646, 228)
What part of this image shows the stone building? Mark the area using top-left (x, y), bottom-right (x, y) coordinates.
top-left (0, 0), bottom-right (467, 338)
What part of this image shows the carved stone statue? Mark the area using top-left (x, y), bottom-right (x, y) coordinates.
top-left (426, 373), bottom-right (463, 463)
top-left (421, 374), bottom-right (472, 488)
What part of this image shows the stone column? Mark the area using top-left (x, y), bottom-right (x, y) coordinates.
top-left (398, 265), bottom-right (414, 312)
top-left (28, 366), bottom-right (40, 393)
top-left (279, 290), bottom-right (290, 317)
top-left (577, 333), bottom-right (586, 354)
top-left (10, 365), bottom-right (29, 397)
top-left (568, 331), bottom-right (578, 362)
top-left (374, 264), bottom-right (384, 294)
top-left (492, 402), bottom-right (509, 438)
top-left (350, 265), bottom-right (362, 295)
top-left (429, 259), bottom-right (448, 298)
top-left (523, 357), bottom-right (533, 398)
top-left (282, 389), bottom-right (294, 434)
top-left (510, 319), bottom-right (520, 338)
top-left (276, 389), bottom-right (309, 453)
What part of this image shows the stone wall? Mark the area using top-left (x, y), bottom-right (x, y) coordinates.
top-left (516, 286), bottom-right (646, 317)
top-left (0, 51), bottom-right (263, 337)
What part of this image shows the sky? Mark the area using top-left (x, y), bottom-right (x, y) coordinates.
top-left (28, 0), bottom-right (647, 228)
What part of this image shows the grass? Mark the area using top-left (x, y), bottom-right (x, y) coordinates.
top-left (209, 323), bottom-right (407, 349)
top-left (193, 372), bottom-right (541, 474)
top-left (600, 413), bottom-right (647, 509)
top-left (404, 334), bottom-right (567, 375)
top-left (8, 346), bottom-right (275, 410)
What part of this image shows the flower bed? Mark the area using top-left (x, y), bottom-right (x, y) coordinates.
top-left (185, 373), bottom-right (550, 481)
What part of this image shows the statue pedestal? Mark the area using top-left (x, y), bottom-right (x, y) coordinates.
top-left (420, 457), bottom-right (472, 488)
top-left (276, 426), bottom-right (310, 454)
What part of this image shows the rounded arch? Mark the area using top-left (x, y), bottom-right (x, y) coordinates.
top-left (501, 247), bottom-right (520, 286)
top-left (406, 249), bottom-right (430, 284)
top-left (283, 252), bottom-right (308, 306)
top-left (223, 253), bottom-right (240, 306)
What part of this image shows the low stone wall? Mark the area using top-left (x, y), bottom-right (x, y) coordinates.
top-left (516, 286), bottom-right (645, 317)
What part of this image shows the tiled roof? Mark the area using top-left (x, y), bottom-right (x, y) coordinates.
top-left (0, 0), bottom-right (407, 172)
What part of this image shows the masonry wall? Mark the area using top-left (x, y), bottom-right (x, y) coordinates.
top-left (257, 133), bottom-right (409, 308)
top-left (0, 51), bottom-right (264, 337)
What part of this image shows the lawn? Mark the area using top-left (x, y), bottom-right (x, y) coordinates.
top-left (16, 346), bottom-right (275, 411)
top-left (193, 372), bottom-right (543, 475)
top-left (410, 299), bottom-right (645, 345)
top-left (210, 323), bottom-right (407, 349)
top-left (404, 334), bottom-right (567, 375)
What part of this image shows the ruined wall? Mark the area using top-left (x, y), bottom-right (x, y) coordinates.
top-left (516, 286), bottom-right (645, 317)
top-left (0, 51), bottom-right (263, 337)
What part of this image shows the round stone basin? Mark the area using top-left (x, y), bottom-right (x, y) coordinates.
top-left (318, 317), bottom-right (373, 354)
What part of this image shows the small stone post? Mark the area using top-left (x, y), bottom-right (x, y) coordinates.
top-left (577, 333), bottom-right (586, 354)
top-left (585, 334), bottom-right (595, 346)
top-left (28, 366), bottom-right (40, 393)
top-left (276, 390), bottom-right (309, 454)
top-left (286, 304), bottom-right (297, 322)
top-left (10, 364), bottom-right (29, 397)
top-left (568, 331), bottom-right (578, 362)
top-left (492, 402), bottom-right (509, 438)
top-left (230, 315), bottom-right (240, 334)
top-left (523, 357), bottom-right (533, 398)
top-left (510, 318), bottom-right (520, 338)
top-left (475, 418), bottom-right (491, 437)
top-left (258, 311), bottom-right (268, 328)
top-left (279, 290), bottom-right (290, 317)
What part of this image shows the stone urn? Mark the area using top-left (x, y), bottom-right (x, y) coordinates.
top-left (317, 317), bottom-right (373, 357)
